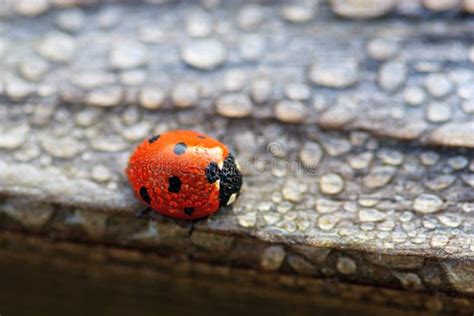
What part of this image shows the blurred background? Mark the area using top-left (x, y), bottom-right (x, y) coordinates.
top-left (0, 0), bottom-right (473, 315)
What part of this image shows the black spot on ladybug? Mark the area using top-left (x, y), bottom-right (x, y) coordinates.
top-left (168, 176), bottom-right (182, 193)
top-left (148, 134), bottom-right (160, 144)
top-left (197, 135), bottom-right (206, 139)
top-left (140, 186), bottom-right (151, 204)
top-left (218, 154), bottom-right (243, 207)
top-left (174, 142), bottom-right (187, 155)
top-left (184, 207), bottom-right (194, 216)
top-left (205, 162), bottom-right (219, 183)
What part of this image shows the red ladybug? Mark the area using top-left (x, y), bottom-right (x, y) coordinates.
top-left (126, 130), bottom-right (242, 220)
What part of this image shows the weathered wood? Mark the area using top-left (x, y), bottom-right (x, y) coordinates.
top-left (0, 1), bottom-right (473, 312)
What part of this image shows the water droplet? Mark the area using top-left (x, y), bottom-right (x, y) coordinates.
top-left (431, 234), bottom-right (449, 247)
top-left (437, 213), bottom-right (462, 228)
top-left (238, 212), bottom-right (257, 228)
top-left (317, 214), bottom-right (339, 230)
top-left (447, 156), bottom-right (469, 170)
top-left (271, 192), bottom-right (283, 203)
top-left (321, 137), bottom-right (352, 156)
top-left (299, 141), bottom-right (323, 170)
top-left (402, 221), bottom-right (416, 232)
top-left (412, 234), bottom-right (427, 244)
top-left (287, 254), bottom-right (317, 275)
top-left (363, 166), bottom-right (397, 189)
top-left (426, 102), bottom-right (452, 123)
top-left (461, 174), bottom-right (474, 188)
top-left (277, 201), bottom-right (293, 214)
top-left (260, 246), bottom-right (285, 271)
top-left (282, 181), bottom-right (307, 202)
top-left (336, 257), bottom-right (357, 274)
top-left (262, 212), bottom-right (281, 225)
top-left (360, 222), bottom-right (375, 231)
top-left (377, 149), bottom-right (404, 166)
top-left (91, 165), bottom-right (111, 182)
top-left (319, 173), bottom-right (344, 195)
top-left (394, 272), bottom-right (423, 290)
top-left (279, 219), bottom-right (297, 233)
top-left (358, 208), bottom-right (387, 222)
top-left (258, 202), bottom-right (273, 212)
top-left (399, 211), bottom-right (414, 222)
top-left (358, 198), bottom-right (379, 207)
top-left (423, 217), bottom-right (439, 229)
top-left (391, 232), bottom-right (407, 243)
top-left (347, 152), bottom-right (373, 170)
top-left (419, 151), bottom-right (440, 166)
top-left (403, 86), bottom-right (426, 106)
top-left (424, 175), bottom-right (456, 191)
top-left (413, 194), bottom-right (443, 214)
top-left (0, 123), bottom-right (29, 149)
top-left (377, 219), bottom-right (395, 231)
top-left (315, 198), bottom-right (340, 213)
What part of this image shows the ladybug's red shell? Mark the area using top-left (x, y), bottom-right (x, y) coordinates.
top-left (126, 130), bottom-right (242, 220)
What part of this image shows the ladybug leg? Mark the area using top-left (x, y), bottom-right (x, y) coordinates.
top-left (187, 216), bottom-right (210, 236)
top-left (188, 221), bottom-right (196, 236)
top-left (135, 207), bottom-right (152, 219)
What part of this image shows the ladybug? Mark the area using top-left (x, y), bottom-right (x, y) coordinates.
top-left (126, 130), bottom-right (242, 220)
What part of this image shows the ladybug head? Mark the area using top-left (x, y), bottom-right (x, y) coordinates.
top-left (218, 153), bottom-right (242, 207)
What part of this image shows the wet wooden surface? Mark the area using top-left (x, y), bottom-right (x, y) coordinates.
top-left (0, 1), bottom-right (473, 313)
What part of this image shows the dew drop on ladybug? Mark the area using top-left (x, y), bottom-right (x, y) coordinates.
top-left (126, 130), bottom-right (243, 220)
